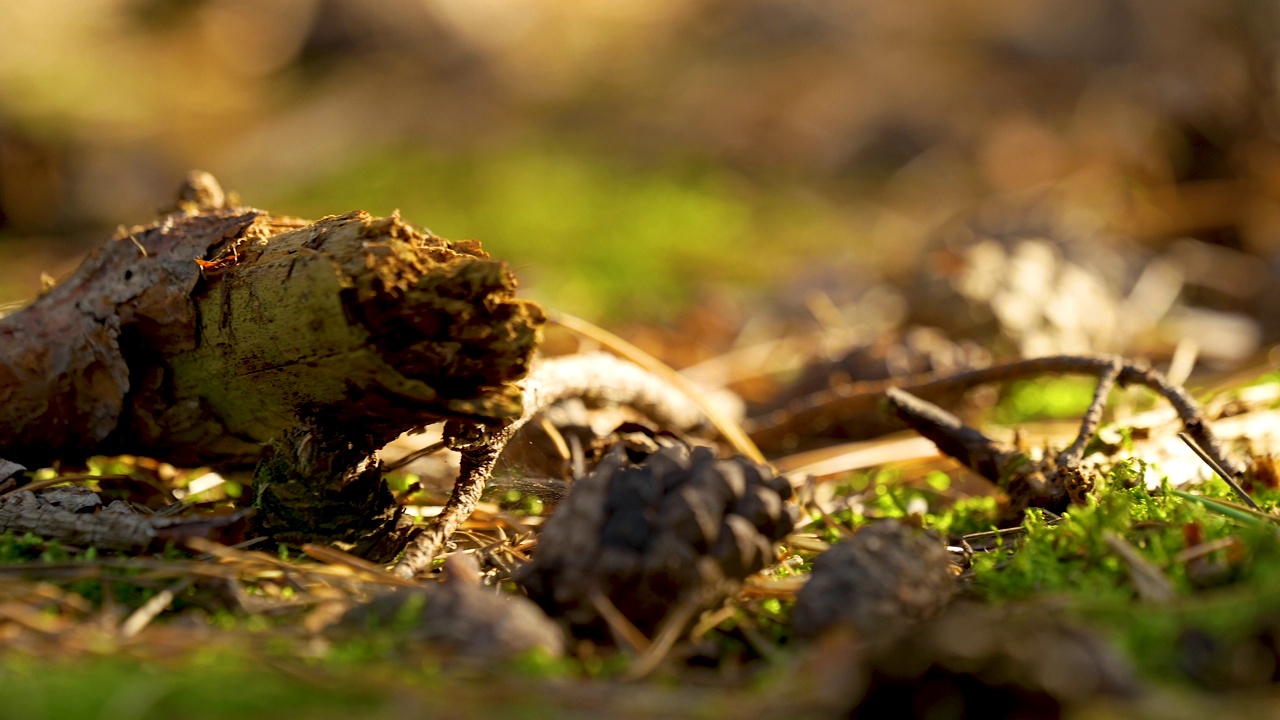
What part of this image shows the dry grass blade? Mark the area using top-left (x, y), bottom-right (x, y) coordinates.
top-left (120, 578), bottom-right (193, 638)
top-left (550, 310), bottom-right (766, 464)
top-left (1102, 531), bottom-right (1176, 604)
top-left (589, 587), bottom-right (651, 655)
top-left (184, 537), bottom-right (297, 571)
top-left (775, 434), bottom-right (943, 480)
top-left (623, 597), bottom-right (702, 681)
top-left (742, 577), bottom-right (807, 599)
top-left (300, 543), bottom-right (419, 587)
top-left (382, 439), bottom-right (448, 472)
top-left (1178, 431), bottom-right (1261, 511)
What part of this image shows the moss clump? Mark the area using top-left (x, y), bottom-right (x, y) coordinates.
top-left (957, 461), bottom-right (1280, 683)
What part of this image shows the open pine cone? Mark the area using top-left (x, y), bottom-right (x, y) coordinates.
top-left (517, 437), bottom-right (796, 639)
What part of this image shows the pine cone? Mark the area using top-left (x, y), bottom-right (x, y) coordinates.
top-left (793, 520), bottom-right (956, 647)
top-left (337, 556), bottom-right (565, 661)
top-left (517, 439), bottom-right (796, 638)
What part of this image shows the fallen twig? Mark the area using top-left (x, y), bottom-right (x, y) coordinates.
top-left (1056, 358), bottom-right (1121, 471)
top-left (749, 355), bottom-right (1247, 486)
top-left (879, 355), bottom-right (1247, 519)
top-left (773, 354), bottom-right (1242, 465)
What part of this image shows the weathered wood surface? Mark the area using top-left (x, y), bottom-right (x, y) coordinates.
top-left (0, 177), bottom-right (545, 469)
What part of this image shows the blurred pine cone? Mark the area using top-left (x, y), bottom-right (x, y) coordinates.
top-left (793, 520), bottom-right (957, 648)
top-left (853, 601), bottom-right (1140, 716)
top-left (337, 556), bottom-right (565, 661)
top-left (517, 438), bottom-right (796, 639)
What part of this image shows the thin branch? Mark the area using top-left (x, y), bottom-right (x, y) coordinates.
top-left (382, 439), bottom-right (448, 472)
top-left (883, 387), bottom-right (1005, 481)
top-left (749, 354), bottom-right (1246, 482)
top-left (1056, 358), bottom-right (1121, 471)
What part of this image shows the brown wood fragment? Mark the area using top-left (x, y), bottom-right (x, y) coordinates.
top-left (0, 175), bottom-right (545, 469)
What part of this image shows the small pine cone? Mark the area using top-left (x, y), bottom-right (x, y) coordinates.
top-left (517, 439), bottom-right (796, 638)
top-left (337, 556), bottom-right (565, 660)
top-left (793, 521), bottom-right (956, 647)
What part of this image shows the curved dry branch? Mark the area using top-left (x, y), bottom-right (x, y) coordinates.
top-left (751, 354), bottom-right (1246, 482)
top-left (880, 354), bottom-right (1248, 520)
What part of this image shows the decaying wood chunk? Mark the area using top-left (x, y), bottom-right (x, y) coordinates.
top-left (0, 177), bottom-right (545, 468)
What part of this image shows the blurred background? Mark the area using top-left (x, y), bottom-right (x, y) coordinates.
top-left (2, 0), bottom-right (1279, 368)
